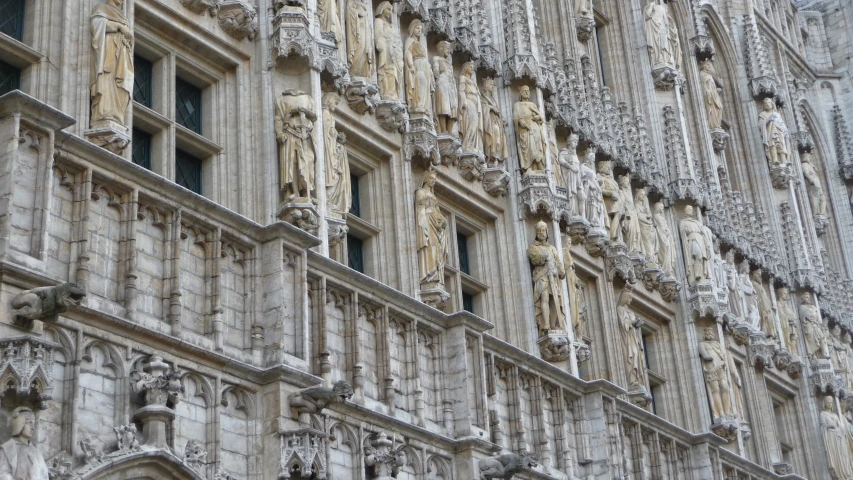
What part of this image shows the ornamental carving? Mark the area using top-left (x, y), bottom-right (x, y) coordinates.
top-left (0, 337), bottom-right (57, 409)
top-left (217, 1), bottom-right (259, 41)
top-left (288, 380), bottom-right (353, 418)
top-left (279, 429), bottom-right (328, 479)
top-left (11, 283), bottom-right (86, 323)
top-left (478, 452), bottom-right (538, 480)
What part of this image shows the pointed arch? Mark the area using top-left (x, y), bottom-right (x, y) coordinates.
top-left (80, 339), bottom-right (125, 378)
top-left (82, 450), bottom-right (206, 480)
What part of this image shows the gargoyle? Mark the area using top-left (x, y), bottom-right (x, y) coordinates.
top-left (11, 283), bottom-right (85, 322)
top-left (478, 452), bottom-right (538, 480)
top-left (288, 380), bottom-right (353, 419)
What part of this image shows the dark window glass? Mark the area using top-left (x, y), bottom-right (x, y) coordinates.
top-left (175, 78), bottom-right (202, 134)
top-left (133, 57), bottom-right (153, 108)
top-left (595, 27), bottom-right (608, 87)
top-left (462, 293), bottom-right (474, 314)
top-left (0, 0), bottom-right (25, 41)
top-left (642, 334), bottom-right (651, 369)
top-left (457, 233), bottom-right (470, 275)
top-left (347, 235), bottom-right (364, 273)
top-left (0, 59), bottom-right (20, 96)
top-left (349, 174), bottom-right (360, 217)
top-left (175, 149), bottom-right (202, 194)
top-left (131, 129), bottom-right (152, 170)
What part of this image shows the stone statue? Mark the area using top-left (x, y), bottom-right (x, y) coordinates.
top-left (563, 235), bottom-right (584, 336)
top-left (0, 407), bottom-right (49, 479)
top-left (635, 188), bottom-right (658, 263)
top-left (374, 2), bottom-right (401, 101)
top-left (513, 85), bottom-right (547, 174)
top-left (618, 286), bottom-right (647, 390)
top-left (740, 262), bottom-right (760, 328)
top-left (644, 0), bottom-right (673, 69)
top-left (700, 61), bottom-right (724, 130)
top-left (725, 252), bottom-right (744, 320)
top-left (679, 205), bottom-right (711, 286)
top-left (364, 432), bottom-right (404, 479)
top-left (776, 287), bottom-right (799, 355)
top-left (528, 221), bottom-right (567, 335)
top-left (11, 283), bottom-right (86, 321)
top-left (758, 98), bottom-right (792, 169)
top-left (581, 150), bottom-right (606, 228)
top-left (801, 153), bottom-right (829, 217)
top-left (612, 175), bottom-right (640, 251)
top-left (557, 134), bottom-right (581, 211)
top-left (478, 452), bottom-right (538, 480)
top-left (820, 396), bottom-right (853, 479)
top-left (750, 269), bottom-right (775, 338)
top-left (458, 62), bottom-right (483, 153)
top-left (800, 292), bottom-right (830, 361)
top-left (598, 160), bottom-right (619, 221)
top-left (346, 0), bottom-right (375, 79)
top-left (90, 0), bottom-right (134, 129)
top-left (318, 0), bottom-right (343, 52)
top-left (275, 90), bottom-right (317, 202)
top-left (482, 77), bottom-right (509, 166)
top-left (404, 20), bottom-right (433, 117)
top-left (433, 41), bottom-right (458, 135)
top-left (289, 380), bottom-right (354, 418)
top-left (699, 328), bottom-right (735, 421)
top-left (653, 202), bottom-right (675, 276)
top-left (668, 11), bottom-right (682, 70)
top-left (322, 92), bottom-right (351, 216)
top-left (415, 170), bottom-right (449, 289)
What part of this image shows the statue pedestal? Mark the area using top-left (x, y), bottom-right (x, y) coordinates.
top-left (584, 226), bottom-right (608, 257)
top-left (768, 163), bottom-right (792, 189)
top-left (277, 199), bottom-right (320, 236)
top-left (746, 332), bottom-right (774, 371)
top-left (575, 15), bottom-right (595, 42)
top-left (658, 276), bottom-right (680, 302)
top-left (786, 359), bottom-right (804, 380)
top-left (627, 388), bottom-right (653, 409)
top-left (458, 151), bottom-right (485, 181)
top-left (710, 415), bottom-right (739, 443)
top-left (773, 348), bottom-right (792, 371)
top-left (344, 79), bottom-right (379, 114)
top-left (419, 284), bottom-right (450, 311)
top-left (641, 265), bottom-right (663, 292)
top-left (685, 282), bottom-right (720, 319)
top-left (605, 243), bottom-right (635, 283)
top-left (710, 129), bottom-right (730, 153)
top-left (537, 331), bottom-right (571, 363)
top-left (567, 216), bottom-right (589, 245)
top-left (814, 214), bottom-right (829, 236)
top-left (482, 167), bottom-right (510, 197)
top-left (86, 121), bottom-right (130, 154)
top-left (809, 359), bottom-right (838, 395)
top-left (326, 215), bottom-right (348, 260)
top-left (437, 134), bottom-right (461, 166)
top-left (651, 66), bottom-right (682, 91)
top-left (404, 117), bottom-right (439, 165)
top-left (375, 100), bottom-right (408, 133)
top-left (134, 404), bottom-right (175, 450)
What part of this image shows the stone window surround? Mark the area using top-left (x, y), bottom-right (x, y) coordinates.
top-left (766, 381), bottom-right (803, 470)
top-left (343, 152), bottom-right (382, 278)
top-left (441, 205), bottom-right (489, 316)
top-left (0, 14), bottom-right (43, 96)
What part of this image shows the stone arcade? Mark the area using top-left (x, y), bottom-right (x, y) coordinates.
top-left (2, 0), bottom-right (853, 478)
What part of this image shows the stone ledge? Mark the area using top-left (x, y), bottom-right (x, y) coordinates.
top-left (0, 90), bottom-right (76, 132)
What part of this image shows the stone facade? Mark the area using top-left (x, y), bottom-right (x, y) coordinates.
top-left (2, 0), bottom-right (853, 479)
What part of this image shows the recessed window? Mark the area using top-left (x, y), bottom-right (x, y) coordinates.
top-left (175, 149), bottom-right (202, 194)
top-left (133, 57), bottom-right (153, 108)
top-left (0, 59), bottom-right (20, 96)
top-left (349, 173), bottom-right (361, 217)
top-left (594, 26), bottom-right (608, 87)
top-left (457, 233), bottom-right (470, 275)
top-left (0, 0), bottom-right (25, 41)
top-left (175, 78), bottom-right (202, 134)
top-left (462, 292), bottom-right (474, 314)
top-left (131, 129), bottom-right (152, 170)
top-left (347, 235), bottom-right (364, 273)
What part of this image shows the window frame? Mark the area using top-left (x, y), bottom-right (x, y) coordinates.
top-left (133, 55), bottom-right (154, 108)
top-left (131, 129), bottom-right (153, 170)
top-left (175, 149), bottom-right (203, 194)
top-left (0, 0), bottom-right (26, 42)
top-left (175, 76), bottom-right (203, 134)
top-left (0, 58), bottom-right (21, 96)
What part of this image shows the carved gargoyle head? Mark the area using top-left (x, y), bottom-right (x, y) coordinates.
top-left (59, 283), bottom-right (87, 306)
top-left (518, 452), bottom-right (539, 470)
top-left (332, 380), bottom-right (354, 402)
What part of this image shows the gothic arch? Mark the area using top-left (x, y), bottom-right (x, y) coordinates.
top-left (82, 450), bottom-right (206, 480)
top-left (80, 340), bottom-right (126, 378)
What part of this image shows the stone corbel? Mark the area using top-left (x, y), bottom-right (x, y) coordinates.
top-left (482, 167), bottom-right (511, 197)
top-left (11, 283), bottom-right (86, 326)
top-left (404, 117), bottom-right (440, 166)
top-left (179, 0), bottom-right (218, 15)
top-left (458, 151), bottom-right (485, 181)
top-left (344, 79), bottom-right (380, 114)
top-left (216, 1), bottom-right (259, 41)
top-left (428, 7), bottom-right (455, 40)
top-left (375, 100), bottom-right (408, 133)
top-left (575, 16), bottom-right (596, 43)
top-left (279, 429), bottom-right (329, 479)
top-left (710, 416), bottom-right (738, 443)
top-left (130, 356), bottom-right (184, 449)
top-left (691, 35), bottom-right (716, 62)
top-left (538, 332), bottom-right (572, 363)
top-left (454, 26), bottom-right (479, 58)
top-left (746, 333), bottom-right (774, 371)
top-left (605, 244), bottom-right (637, 284)
top-left (271, 6), bottom-right (316, 66)
top-left (288, 380), bottom-right (353, 419)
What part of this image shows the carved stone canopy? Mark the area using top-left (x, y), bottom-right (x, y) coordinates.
top-left (0, 336), bottom-right (58, 410)
top-left (279, 428), bottom-right (328, 479)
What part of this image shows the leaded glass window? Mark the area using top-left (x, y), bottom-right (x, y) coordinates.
top-left (133, 57), bottom-right (153, 108)
top-left (175, 78), bottom-right (202, 134)
top-left (0, 0), bottom-right (25, 41)
top-left (349, 173), bottom-right (360, 217)
top-left (0, 59), bottom-right (20, 96)
top-left (175, 149), bottom-right (202, 194)
top-left (463, 293), bottom-right (474, 314)
top-left (132, 129), bottom-right (152, 170)
top-left (347, 235), bottom-right (364, 273)
top-left (457, 233), bottom-right (470, 275)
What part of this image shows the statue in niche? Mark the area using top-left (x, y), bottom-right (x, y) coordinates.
top-left (90, 0), bottom-right (134, 129)
top-left (598, 160), bottom-right (619, 217)
top-left (548, 122), bottom-right (562, 185)
top-left (275, 90), bottom-right (317, 202)
top-left (725, 252), bottom-right (744, 319)
top-left (679, 205), bottom-right (712, 285)
top-left (404, 19), bottom-right (433, 117)
top-left (801, 152), bottom-right (829, 218)
top-left (482, 77), bottom-right (509, 166)
top-left (699, 327), bottom-right (735, 421)
top-left (700, 60), bottom-right (724, 130)
top-left (711, 241), bottom-right (727, 292)
top-left (581, 150), bottom-right (606, 228)
top-left (318, 0), bottom-right (342, 51)
top-left (374, 2), bottom-right (401, 101)
top-left (644, 0), bottom-right (673, 69)
top-left (610, 175), bottom-right (640, 251)
top-left (513, 85), bottom-right (547, 174)
top-left (528, 221), bottom-right (567, 335)
top-left (820, 396), bottom-right (853, 479)
top-left (759, 98), bottom-right (792, 169)
top-left (653, 202), bottom-right (675, 276)
top-left (563, 235), bottom-right (584, 336)
top-left (575, 0), bottom-right (593, 18)
top-left (635, 188), bottom-right (658, 264)
top-left (557, 134), bottom-right (582, 212)
top-left (800, 292), bottom-right (830, 361)
top-left (415, 170), bottom-right (449, 289)
top-left (750, 269), bottom-right (775, 339)
top-left (322, 92), bottom-right (351, 216)
top-left (729, 351), bottom-right (745, 419)
top-left (776, 287), bottom-right (799, 355)
top-left (618, 286), bottom-right (647, 390)
top-left (739, 262), bottom-right (760, 327)
top-left (458, 62), bottom-right (483, 152)
top-left (0, 407), bottom-right (49, 479)
top-left (667, 10), bottom-right (682, 70)
top-left (433, 41), bottom-right (458, 135)
top-left (346, 0), bottom-right (375, 79)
